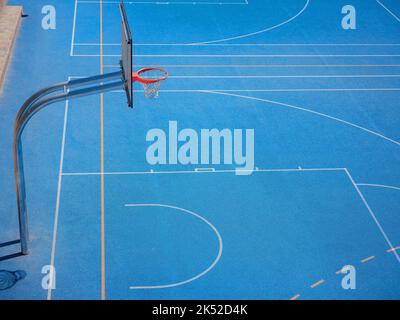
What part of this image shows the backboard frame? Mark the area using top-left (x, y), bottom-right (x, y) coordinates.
top-left (119, 1), bottom-right (133, 107)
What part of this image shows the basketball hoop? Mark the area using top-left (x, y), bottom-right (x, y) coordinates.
top-left (132, 67), bottom-right (168, 98)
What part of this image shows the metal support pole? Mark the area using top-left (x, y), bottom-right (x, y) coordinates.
top-left (13, 72), bottom-right (124, 254)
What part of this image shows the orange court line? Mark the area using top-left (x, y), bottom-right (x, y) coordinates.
top-left (100, 0), bottom-right (106, 301)
top-left (310, 279), bottom-right (325, 288)
top-left (361, 256), bottom-right (375, 263)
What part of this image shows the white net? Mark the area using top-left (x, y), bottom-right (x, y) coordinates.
top-left (139, 69), bottom-right (167, 99)
top-left (141, 82), bottom-right (161, 99)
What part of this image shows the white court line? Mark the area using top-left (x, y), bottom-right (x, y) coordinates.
top-left (201, 90), bottom-right (400, 146)
top-left (108, 88), bottom-right (400, 94)
top-left (104, 64), bottom-right (400, 68)
top-left (168, 74), bottom-right (400, 79)
top-left (117, 88), bottom-right (400, 92)
top-left (63, 77), bottom-right (400, 144)
top-left (66, 72), bottom-right (400, 79)
top-left (195, 167), bottom-right (216, 172)
top-left (345, 169), bottom-right (400, 263)
top-left (74, 43), bottom-right (400, 46)
top-left (61, 167), bottom-right (345, 176)
top-left (124, 204), bottom-right (223, 290)
top-left (47, 100), bottom-right (69, 300)
top-left (357, 183), bottom-right (400, 191)
top-left (71, 53), bottom-right (400, 57)
top-left (192, 0), bottom-right (310, 45)
top-left (64, 76), bottom-right (400, 92)
top-left (376, 0), bottom-right (400, 23)
top-left (71, 0), bottom-right (258, 60)
top-left (78, 0), bottom-right (246, 4)
top-left (62, 167), bottom-right (400, 266)
top-left (70, 0), bottom-right (78, 57)
top-left (102, 88), bottom-right (400, 96)
top-left (138, 54), bottom-right (400, 57)
top-left (201, 88), bottom-right (400, 92)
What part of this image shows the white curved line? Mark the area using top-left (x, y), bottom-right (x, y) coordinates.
top-left (200, 90), bottom-right (400, 147)
top-left (357, 184), bottom-right (400, 191)
top-left (125, 203), bottom-right (223, 290)
top-left (191, 0), bottom-right (310, 45)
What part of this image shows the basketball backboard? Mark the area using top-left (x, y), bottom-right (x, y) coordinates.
top-left (119, 1), bottom-right (133, 107)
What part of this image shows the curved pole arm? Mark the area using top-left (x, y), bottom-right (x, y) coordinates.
top-left (15, 71), bottom-right (122, 128)
top-left (15, 82), bottom-right (68, 126)
top-left (14, 75), bottom-right (124, 254)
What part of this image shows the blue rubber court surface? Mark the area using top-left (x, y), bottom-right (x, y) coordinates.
top-left (0, 0), bottom-right (400, 300)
